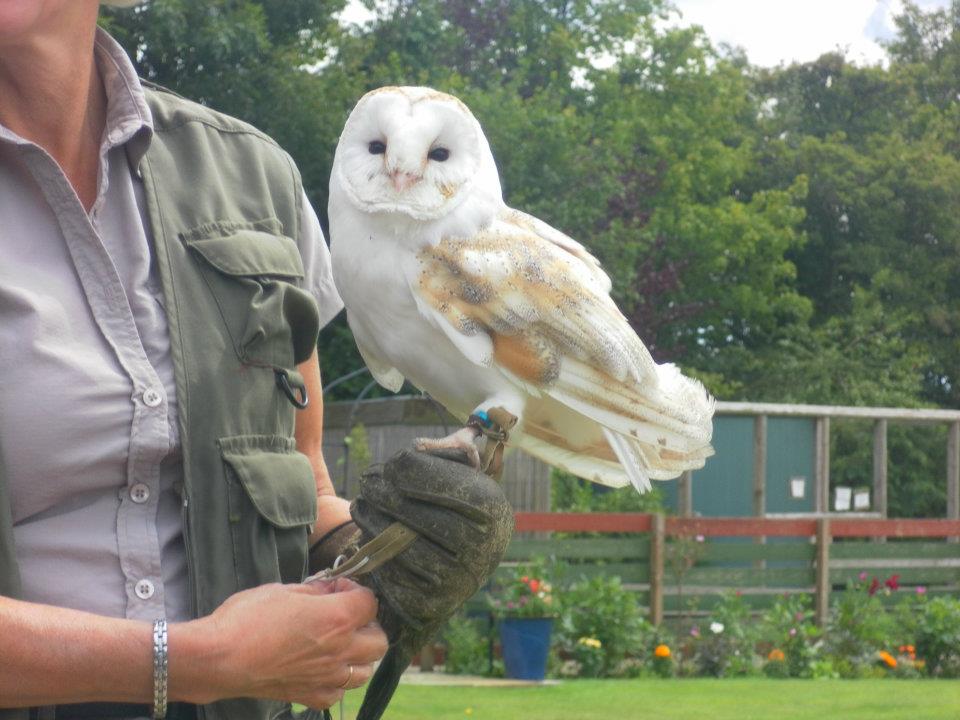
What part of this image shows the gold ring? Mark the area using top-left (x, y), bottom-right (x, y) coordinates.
top-left (338, 665), bottom-right (354, 689)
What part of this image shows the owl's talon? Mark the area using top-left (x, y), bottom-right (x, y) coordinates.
top-left (414, 427), bottom-right (482, 469)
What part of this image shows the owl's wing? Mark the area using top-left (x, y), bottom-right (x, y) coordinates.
top-left (498, 208), bottom-right (613, 293)
top-left (348, 311), bottom-right (407, 393)
top-left (357, 340), bottom-right (406, 393)
top-left (411, 211), bottom-right (713, 490)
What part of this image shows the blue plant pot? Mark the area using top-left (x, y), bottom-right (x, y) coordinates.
top-left (499, 617), bottom-right (553, 680)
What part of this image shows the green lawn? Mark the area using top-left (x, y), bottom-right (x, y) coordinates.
top-left (338, 679), bottom-right (960, 720)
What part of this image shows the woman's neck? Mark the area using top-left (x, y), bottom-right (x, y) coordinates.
top-left (0, 5), bottom-right (106, 210)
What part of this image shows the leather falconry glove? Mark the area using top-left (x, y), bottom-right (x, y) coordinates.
top-left (307, 448), bottom-right (515, 720)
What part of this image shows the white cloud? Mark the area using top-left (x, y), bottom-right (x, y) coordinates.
top-left (666, 0), bottom-right (952, 67)
top-left (337, 0), bottom-right (952, 68)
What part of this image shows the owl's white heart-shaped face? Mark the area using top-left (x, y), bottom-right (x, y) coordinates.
top-left (333, 86), bottom-right (487, 220)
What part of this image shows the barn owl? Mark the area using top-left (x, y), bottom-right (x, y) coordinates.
top-left (328, 86), bottom-right (714, 491)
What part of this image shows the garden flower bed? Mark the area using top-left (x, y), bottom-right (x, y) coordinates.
top-left (444, 563), bottom-right (960, 680)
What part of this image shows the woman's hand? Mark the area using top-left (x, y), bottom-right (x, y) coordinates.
top-left (171, 578), bottom-right (387, 709)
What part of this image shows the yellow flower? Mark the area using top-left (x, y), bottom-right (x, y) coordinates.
top-left (879, 650), bottom-right (898, 669)
top-left (654, 644), bottom-right (671, 659)
top-left (577, 636), bottom-right (602, 649)
top-left (767, 648), bottom-right (785, 662)
top-left (465, 709), bottom-right (474, 716)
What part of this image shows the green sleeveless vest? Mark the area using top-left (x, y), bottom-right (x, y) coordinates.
top-left (0, 85), bottom-right (322, 720)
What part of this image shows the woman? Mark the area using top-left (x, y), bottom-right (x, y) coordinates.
top-left (0, 1), bottom-right (386, 717)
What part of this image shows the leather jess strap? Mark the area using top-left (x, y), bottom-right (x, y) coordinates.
top-left (302, 522), bottom-right (418, 585)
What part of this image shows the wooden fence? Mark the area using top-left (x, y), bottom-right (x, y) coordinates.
top-left (505, 513), bottom-right (960, 625)
top-left (323, 397), bottom-right (552, 512)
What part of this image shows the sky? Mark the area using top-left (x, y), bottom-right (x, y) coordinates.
top-left (665, 0), bottom-right (952, 67)
top-left (340, 0), bottom-right (953, 68)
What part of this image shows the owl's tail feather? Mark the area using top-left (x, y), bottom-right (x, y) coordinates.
top-left (522, 358), bottom-right (714, 491)
top-left (550, 361), bottom-right (713, 451)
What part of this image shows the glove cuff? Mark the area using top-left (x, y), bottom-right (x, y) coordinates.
top-left (308, 519), bottom-right (362, 575)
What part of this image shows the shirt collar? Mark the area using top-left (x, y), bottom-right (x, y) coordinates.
top-left (93, 26), bottom-right (154, 168)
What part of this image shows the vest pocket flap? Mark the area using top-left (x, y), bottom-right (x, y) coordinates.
top-left (221, 438), bottom-right (317, 528)
top-left (186, 230), bottom-right (305, 279)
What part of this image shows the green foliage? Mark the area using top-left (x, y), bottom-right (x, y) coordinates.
top-left (551, 469), bottom-right (664, 513)
top-left (826, 578), bottom-right (900, 677)
top-left (441, 613), bottom-right (489, 676)
top-left (692, 592), bottom-right (758, 677)
top-left (663, 534), bottom-right (706, 649)
top-left (760, 594), bottom-right (821, 678)
top-left (911, 595), bottom-right (960, 677)
top-left (338, 422), bottom-right (371, 475)
top-left (555, 574), bottom-right (654, 677)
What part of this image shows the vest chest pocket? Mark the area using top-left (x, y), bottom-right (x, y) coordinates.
top-left (220, 435), bottom-right (318, 587)
top-left (182, 220), bottom-right (320, 372)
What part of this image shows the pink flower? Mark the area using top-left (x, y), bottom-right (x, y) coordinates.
top-left (690, 625), bottom-right (700, 638)
top-left (858, 571), bottom-right (868, 581)
top-left (789, 628), bottom-right (797, 637)
top-left (795, 612), bottom-right (804, 622)
top-left (916, 586), bottom-right (927, 595)
top-left (506, 601), bottom-right (515, 610)
top-left (695, 535), bottom-right (705, 543)
top-left (885, 574), bottom-right (900, 591)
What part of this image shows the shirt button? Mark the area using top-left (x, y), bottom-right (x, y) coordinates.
top-left (142, 388), bottom-right (163, 407)
top-left (130, 483), bottom-right (151, 504)
top-left (135, 579), bottom-right (155, 600)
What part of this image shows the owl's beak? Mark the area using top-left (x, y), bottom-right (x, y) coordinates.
top-left (388, 170), bottom-right (422, 193)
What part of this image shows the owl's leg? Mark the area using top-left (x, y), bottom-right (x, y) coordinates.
top-left (414, 426), bottom-right (483, 469)
top-left (414, 407), bottom-right (518, 478)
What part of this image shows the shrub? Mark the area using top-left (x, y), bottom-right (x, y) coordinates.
top-left (693, 592), bottom-right (758, 677)
top-left (826, 575), bottom-right (899, 677)
top-left (442, 614), bottom-right (490, 676)
top-left (760, 594), bottom-right (821, 677)
top-left (912, 595), bottom-right (960, 677)
top-left (556, 574), bottom-right (654, 677)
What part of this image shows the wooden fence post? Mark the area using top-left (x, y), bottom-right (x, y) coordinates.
top-left (650, 513), bottom-right (665, 626)
top-left (948, 421), bottom-right (959, 543)
top-left (679, 471), bottom-right (693, 517)
top-left (815, 417), bottom-right (831, 514)
top-left (754, 416), bottom-right (767, 569)
top-left (873, 419), bottom-right (888, 543)
top-left (753, 415), bottom-right (767, 517)
top-left (873, 419), bottom-right (888, 518)
top-left (815, 518), bottom-right (831, 626)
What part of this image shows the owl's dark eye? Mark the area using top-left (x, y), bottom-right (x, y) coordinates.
top-left (368, 140), bottom-right (386, 155)
top-left (428, 147), bottom-right (450, 162)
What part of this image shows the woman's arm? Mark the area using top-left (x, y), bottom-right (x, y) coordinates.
top-left (295, 349), bottom-right (353, 544)
top-left (0, 579), bottom-right (385, 709)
